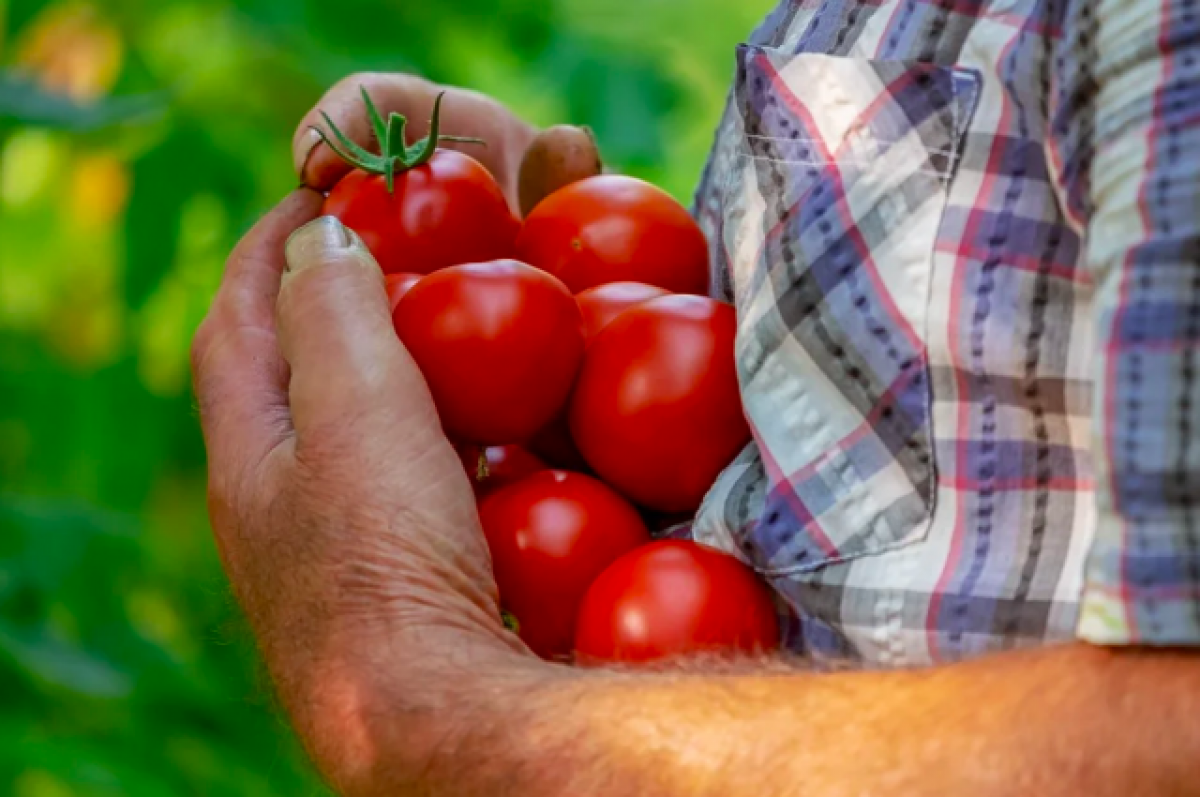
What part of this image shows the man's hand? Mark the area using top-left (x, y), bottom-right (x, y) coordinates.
top-left (191, 194), bottom-right (543, 790)
top-left (293, 73), bottom-right (537, 210)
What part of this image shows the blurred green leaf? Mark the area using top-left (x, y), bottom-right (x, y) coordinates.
top-left (0, 72), bottom-right (163, 130)
top-left (0, 621), bottom-right (130, 698)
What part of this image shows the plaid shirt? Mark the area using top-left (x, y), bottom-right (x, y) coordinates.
top-left (690, 0), bottom-right (1200, 666)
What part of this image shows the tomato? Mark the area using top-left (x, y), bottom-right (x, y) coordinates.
top-left (575, 281), bottom-right (670, 343)
top-left (385, 273), bottom-right (422, 312)
top-left (325, 152), bottom-right (519, 275)
top-left (316, 92), bottom-right (519, 275)
top-left (480, 471), bottom-right (650, 659)
top-left (457, 444), bottom-right (547, 497)
top-left (516, 175), bottom-right (710, 295)
top-left (395, 260), bottom-right (585, 445)
top-left (568, 295), bottom-right (750, 512)
top-left (574, 540), bottom-right (779, 664)
top-left (526, 412), bottom-right (590, 472)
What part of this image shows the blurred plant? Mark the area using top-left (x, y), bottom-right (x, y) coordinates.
top-left (0, 0), bottom-right (772, 793)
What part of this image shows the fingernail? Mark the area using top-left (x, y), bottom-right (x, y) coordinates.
top-left (294, 127), bottom-right (323, 177)
top-left (285, 216), bottom-right (355, 274)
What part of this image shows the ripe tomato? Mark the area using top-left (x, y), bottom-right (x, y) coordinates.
top-left (516, 175), bottom-right (710, 295)
top-left (480, 471), bottom-right (650, 659)
top-left (526, 412), bottom-right (590, 472)
top-left (395, 260), bottom-right (585, 445)
top-left (568, 295), bottom-right (750, 512)
top-left (325, 151), bottom-right (519, 275)
top-left (576, 281), bottom-right (670, 343)
top-left (385, 273), bottom-right (422, 312)
top-left (574, 540), bottom-right (779, 664)
top-left (457, 444), bottom-right (546, 497)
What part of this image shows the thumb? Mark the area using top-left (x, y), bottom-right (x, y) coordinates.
top-left (278, 216), bottom-right (437, 437)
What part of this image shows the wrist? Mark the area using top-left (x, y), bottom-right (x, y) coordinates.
top-left (304, 618), bottom-right (562, 795)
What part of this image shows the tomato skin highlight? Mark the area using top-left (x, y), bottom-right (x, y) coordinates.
top-left (385, 273), bottom-right (422, 313)
top-left (574, 540), bottom-right (779, 664)
top-left (325, 150), bottom-right (519, 275)
top-left (480, 471), bottom-right (650, 659)
top-left (569, 295), bottom-right (750, 512)
top-left (395, 260), bottom-right (585, 446)
top-left (457, 444), bottom-right (547, 497)
top-left (516, 175), bottom-right (710, 295)
top-left (576, 282), bottom-right (670, 344)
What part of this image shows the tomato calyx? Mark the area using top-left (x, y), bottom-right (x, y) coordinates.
top-left (311, 87), bottom-right (486, 193)
top-left (501, 610), bottom-right (521, 633)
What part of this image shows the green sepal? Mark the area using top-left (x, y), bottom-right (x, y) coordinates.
top-left (310, 88), bottom-right (487, 195)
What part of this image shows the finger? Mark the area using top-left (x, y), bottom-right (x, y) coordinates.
top-left (216, 188), bottom-right (325, 331)
top-left (277, 216), bottom-right (440, 439)
top-left (293, 73), bottom-right (423, 191)
top-left (192, 189), bottom-right (323, 477)
top-left (278, 217), bottom-right (498, 606)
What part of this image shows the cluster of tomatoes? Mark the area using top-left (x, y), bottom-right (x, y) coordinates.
top-left (315, 91), bottom-right (780, 664)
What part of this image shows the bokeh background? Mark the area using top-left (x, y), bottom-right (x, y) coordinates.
top-left (0, 0), bottom-right (773, 793)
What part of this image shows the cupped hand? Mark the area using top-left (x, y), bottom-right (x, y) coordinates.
top-left (192, 195), bottom-right (529, 774)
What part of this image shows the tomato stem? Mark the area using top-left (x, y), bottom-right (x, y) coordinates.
top-left (476, 450), bottom-right (490, 482)
top-left (501, 610), bottom-right (520, 633)
top-left (310, 87), bottom-right (487, 194)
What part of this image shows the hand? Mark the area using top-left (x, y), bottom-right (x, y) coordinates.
top-left (191, 194), bottom-right (533, 789)
top-left (293, 73), bottom-right (537, 210)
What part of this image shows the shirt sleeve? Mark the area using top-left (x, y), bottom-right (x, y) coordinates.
top-left (1050, 0), bottom-right (1200, 644)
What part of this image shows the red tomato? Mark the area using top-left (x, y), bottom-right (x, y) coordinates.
top-left (576, 282), bottom-right (670, 343)
top-left (574, 540), bottom-right (779, 664)
top-left (325, 150), bottom-right (519, 275)
top-left (516, 175), bottom-right (710, 295)
top-left (395, 260), bottom-right (585, 445)
top-left (526, 412), bottom-right (590, 472)
top-left (457, 444), bottom-right (547, 497)
top-left (568, 295), bottom-right (750, 512)
top-left (385, 273), bottom-right (422, 312)
top-left (480, 471), bottom-right (650, 659)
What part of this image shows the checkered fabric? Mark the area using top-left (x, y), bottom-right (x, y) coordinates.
top-left (690, 0), bottom-right (1200, 665)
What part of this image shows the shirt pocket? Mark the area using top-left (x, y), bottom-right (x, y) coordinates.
top-left (720, 46), bottom-right (980, 576)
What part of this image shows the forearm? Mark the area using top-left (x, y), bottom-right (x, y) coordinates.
top-left (292, 632), bottom-right (1200, 796)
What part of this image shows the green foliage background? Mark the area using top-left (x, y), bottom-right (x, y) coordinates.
top-left (0, 0), bottom-right (772, 793)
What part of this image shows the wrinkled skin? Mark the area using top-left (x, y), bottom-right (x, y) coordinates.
top-left (191, 198), bottom-right (529, 788)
